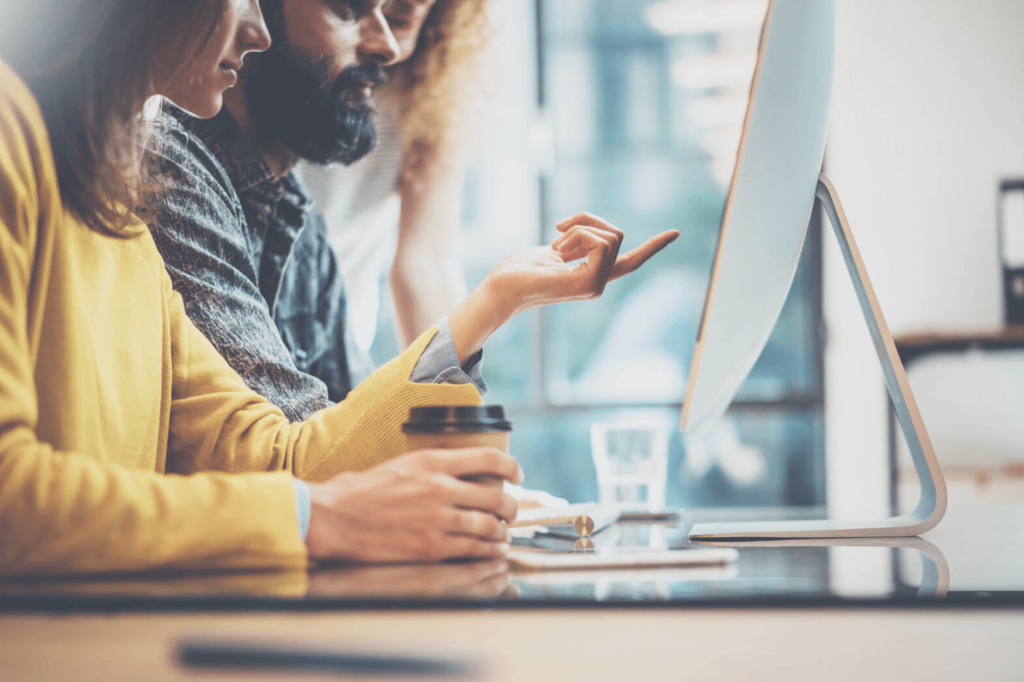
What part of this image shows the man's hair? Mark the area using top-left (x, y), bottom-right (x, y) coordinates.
top-left (0, 0), bottom-right (226, 235)
top-left (387, 0), bottom-right (492, 178)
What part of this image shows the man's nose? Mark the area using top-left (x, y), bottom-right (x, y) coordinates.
top-left (240, 3), bottom-right (272, 55)
top-left (359, 8), bottom-right (401, 66)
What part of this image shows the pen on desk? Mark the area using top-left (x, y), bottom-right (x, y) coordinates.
top-left (177, 638), bottom-right (479, 678)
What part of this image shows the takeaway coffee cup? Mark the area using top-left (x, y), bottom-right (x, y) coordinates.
top-left (402, 406), bottom-right (513, 489)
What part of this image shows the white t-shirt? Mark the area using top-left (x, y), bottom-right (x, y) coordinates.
top-left (295, 104), bottom-right (404, 353)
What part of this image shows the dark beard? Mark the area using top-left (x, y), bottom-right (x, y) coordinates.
top-left (242, 42), bottom-right (387, 166)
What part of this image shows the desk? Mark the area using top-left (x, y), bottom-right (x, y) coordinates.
top-left (2, 504), bottom-right (1023, 681)
top-left (3, 609), bottom-right (1022, 681)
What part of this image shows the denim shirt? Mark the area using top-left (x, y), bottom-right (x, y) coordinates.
top-left (138, 103), bottom-right (363, 421)
top-left (140, 103), bottom-right (484, 424)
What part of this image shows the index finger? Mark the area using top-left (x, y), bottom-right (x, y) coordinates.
top-left (609, 230), bottom-right (681, 281)
top-left (424, 447), bottom-right (524, 485)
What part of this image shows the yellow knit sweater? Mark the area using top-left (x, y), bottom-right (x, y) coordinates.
top-left (0, 61), bottom-right (481, 577)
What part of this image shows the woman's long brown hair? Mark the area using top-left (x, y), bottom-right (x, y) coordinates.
top-left (0, 0), bottom-right (225, 235)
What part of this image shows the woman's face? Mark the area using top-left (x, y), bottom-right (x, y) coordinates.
top-left (384, 0), bottom-right (440, 63)
top-left (160, 0), bottom-right (272, 118)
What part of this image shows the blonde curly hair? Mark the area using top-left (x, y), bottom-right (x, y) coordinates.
top-left (385, 0), bottom-right (492, 178)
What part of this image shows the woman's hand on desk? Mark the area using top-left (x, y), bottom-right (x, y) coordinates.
top-left (304, 447), bottom-right (521, 563)
top-left (448, 212), bottom-right (680, 365)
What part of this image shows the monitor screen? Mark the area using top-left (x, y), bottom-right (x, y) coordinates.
top-left (681, 0), bottom-right (835, 433)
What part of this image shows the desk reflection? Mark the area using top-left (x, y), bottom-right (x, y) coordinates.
top-left (511, 521), bottom-right (950, 601)
top-left (693, 537), bottom-right (949, 598)
top-left (0, 559), bottom-right (515, 602)
top-left (0, 569), bottom-right (310, 599)
top-left (0, 523), bottom-right (951, 606)
top-left (307, 560), bottom-right (516, 600)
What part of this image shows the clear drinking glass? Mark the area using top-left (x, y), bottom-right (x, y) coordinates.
top-left (590, 422), bottom-right (669, 511)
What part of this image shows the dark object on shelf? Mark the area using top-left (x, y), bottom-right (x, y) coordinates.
top-left (998, 179), bottom-right (1024, 325)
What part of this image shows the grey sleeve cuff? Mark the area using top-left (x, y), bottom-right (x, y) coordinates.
top-left (409, 316), bottom-right (488, 395)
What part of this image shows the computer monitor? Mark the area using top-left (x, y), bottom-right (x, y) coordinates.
top-left (680, 0), bottom-right (947, 539)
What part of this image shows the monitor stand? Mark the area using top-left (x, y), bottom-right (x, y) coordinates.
top-left (689, 173), bottom-right (947, 540)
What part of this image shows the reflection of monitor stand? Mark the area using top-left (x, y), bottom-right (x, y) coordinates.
top-left (891, 536), bottom-right (949, 599)
top-left (689, 174), bottom-right (947, 541)
top-left (694, 536), bottom-right (949, 598)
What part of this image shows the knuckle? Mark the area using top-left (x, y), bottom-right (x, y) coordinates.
top-left (485, 488), bottom-right (506, 511)
top-left (433, 504), bottom-right (455, 527)
top-left (421, 450), bottom-right (444, 470)
top-left (461, 512), bottom-right (479, 536)
top-left (427, 473), bottom-right (450, 494)
top-left (385, 463), bottom-right (410, 484)
top-left (482, 514), bottom-right (501, 537)
top-left (484, 448), bottom-right (504, 471)
top-left (465, 511), bottom-right (486, 536)
top-left (465, 511), bottom-right (485, 536)
top-left (401, 451), bottom-right (427, 472)
top-left (442, 508), bottom-right (462, 531)
top-left (415, 530), bottom-right (438, 557)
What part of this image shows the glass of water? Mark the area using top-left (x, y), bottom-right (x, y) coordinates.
top-left (590, 422), bottom-right (669, 511)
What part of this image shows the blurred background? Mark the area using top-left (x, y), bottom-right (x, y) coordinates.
top-left (369, 0), bottom-right (1024, 519)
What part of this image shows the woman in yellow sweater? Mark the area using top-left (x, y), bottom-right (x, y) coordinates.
top-left (0, 0), bottom-right (678, 577)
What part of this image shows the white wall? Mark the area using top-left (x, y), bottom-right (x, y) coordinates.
top-left (825, 0), bottom-right (1024, 519)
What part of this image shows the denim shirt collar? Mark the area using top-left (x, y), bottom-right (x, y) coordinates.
top-left (168, 103), bottom-right (313, 223)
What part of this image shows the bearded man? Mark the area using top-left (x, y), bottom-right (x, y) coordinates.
top-left (140, 0), bottom-right (488, 423)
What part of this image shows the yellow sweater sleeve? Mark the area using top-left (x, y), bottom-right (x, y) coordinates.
top-left (165, 281), bottom-right (483, 482)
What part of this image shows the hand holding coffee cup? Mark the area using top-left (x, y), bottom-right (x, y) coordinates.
top-left (402, 406), bottom-right (516, 490)
top-left (302, 406), bottom-right (520, 564)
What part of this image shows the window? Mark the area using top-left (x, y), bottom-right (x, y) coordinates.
top-left (375, 0), bottom-right (826, 510)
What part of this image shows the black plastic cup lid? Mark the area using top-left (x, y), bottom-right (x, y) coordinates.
top-left (403, 405), bottom-right (512, 434)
